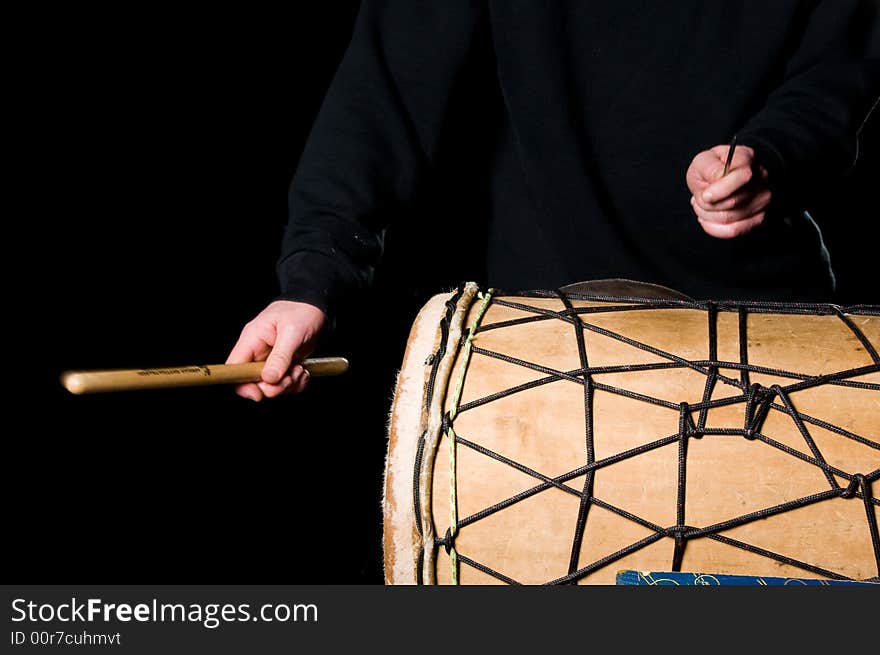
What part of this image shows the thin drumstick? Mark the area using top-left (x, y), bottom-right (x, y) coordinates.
top-left (60, 357), bottom-right (349, 395)
top-left (722, 134), bottom-right (738, 177)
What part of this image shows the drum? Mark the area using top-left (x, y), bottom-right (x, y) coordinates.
top-left (383, 282), bottom-right (880, 584)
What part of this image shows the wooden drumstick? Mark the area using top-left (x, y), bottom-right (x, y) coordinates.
top-left (60, 357), bottom-right (350, 395)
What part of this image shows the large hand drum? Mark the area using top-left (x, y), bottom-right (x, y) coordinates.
top-left (384, 282), bottom-right (880, 584)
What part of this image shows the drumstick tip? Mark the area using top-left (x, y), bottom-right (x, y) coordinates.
top-left (60, 371), bottom-right (86, 395)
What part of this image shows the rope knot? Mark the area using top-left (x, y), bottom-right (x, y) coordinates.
top-left (679, 402), bottom-right (701, 439)
top-left (743, 383), bottom-right (776, 439)
top-left (441, 412), bottom-right (452, 432)
top-left (440, 527), bottom-right (455, 554)
top-left (841, 474), bottom-right (866, 499)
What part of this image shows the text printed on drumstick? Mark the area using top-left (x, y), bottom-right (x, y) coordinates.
top-left (136, 367), bottom-right (211, 377)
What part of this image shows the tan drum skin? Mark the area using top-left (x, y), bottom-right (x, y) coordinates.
top-left (383, 283), bottom-right (880, 585)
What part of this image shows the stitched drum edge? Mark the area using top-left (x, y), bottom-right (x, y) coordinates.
top-left (383, 292), bottom-right (451, 584)
top-left (382, 282), bottom-right (479, 584)
top-left (419, 283), bottom-right (480, 585)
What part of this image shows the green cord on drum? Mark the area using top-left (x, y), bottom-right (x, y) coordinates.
top-left (447, 289), bottom-right (494, 585)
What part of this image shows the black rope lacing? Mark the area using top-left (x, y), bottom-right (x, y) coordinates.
top-left (414, 283), bottom-right (467, 584)
top-left (420, 287), bottom-right (880, 584)
top-left (556, 290), bottom-right (597, 580)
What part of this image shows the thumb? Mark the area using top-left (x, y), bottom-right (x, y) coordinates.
top-left (262, 323), bottom-right (305, 384)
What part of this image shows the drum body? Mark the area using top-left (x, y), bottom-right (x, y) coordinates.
top-left (383, 282), bottom-right (880, 584)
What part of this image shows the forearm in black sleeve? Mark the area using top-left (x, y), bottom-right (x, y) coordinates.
top-left (737, 0), bottom-right (879, 205)
top-left (276, 0), bottom-right (487, 320)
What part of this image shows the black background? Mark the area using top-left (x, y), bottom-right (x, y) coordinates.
top-left (12, 3), bottom-right (879, 584)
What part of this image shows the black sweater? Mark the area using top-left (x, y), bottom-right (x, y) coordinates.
top-left (277, 1), bottom-right (878, 317)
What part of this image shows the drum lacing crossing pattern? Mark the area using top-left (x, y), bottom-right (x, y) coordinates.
top-left (425, 288), bottom-right (880, 585)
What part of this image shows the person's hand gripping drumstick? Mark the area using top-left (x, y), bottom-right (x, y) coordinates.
top-left (226, 300), bottom-right (329, 400)
top-left (686, 135), bottom-right (772, 239)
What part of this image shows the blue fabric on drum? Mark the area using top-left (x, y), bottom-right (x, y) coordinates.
top-left (615, 570), bottom-right (878, 586)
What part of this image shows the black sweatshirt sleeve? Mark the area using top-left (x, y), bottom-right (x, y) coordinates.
top-left (737, 0), bottom-right (879, 204)
top-left (276, 1), bottom-right (486, 320)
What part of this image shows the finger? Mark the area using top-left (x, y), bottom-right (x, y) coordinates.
top-left (235, 382), bottom-right (264, 402)
top-left (710, 145), bottom-right (756, 176)
top-left (286, 364), bottom-right (305, 390)
top-left (703, 188), bottom-right (771, 212)
top-left (702, 165), bottom-right (753, 203)
top-left (275, 365), bottom-right (310, 397)
top-left (226, 325), bottom-right (272, 365)
top-left (698, 213), bottom-right (765, 239)
top-left (259, 374), bottom-right (293, 399)
top-left (686, 170), bottom-right (709, 198)
top-left (687, 150), bottom-right (725, 190)
top-left (693, 186), bottom-right (771, 213)
top-left (262, 323), bottom-right (306, 384)
top-left (291, 368), bottom-right (310, 394)
top-left (694, 149), bottom-right (724, 179)
top-left (692, 193), bottom-right (771, 224)
top-left (692, 200), bottom-right (743, 225)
